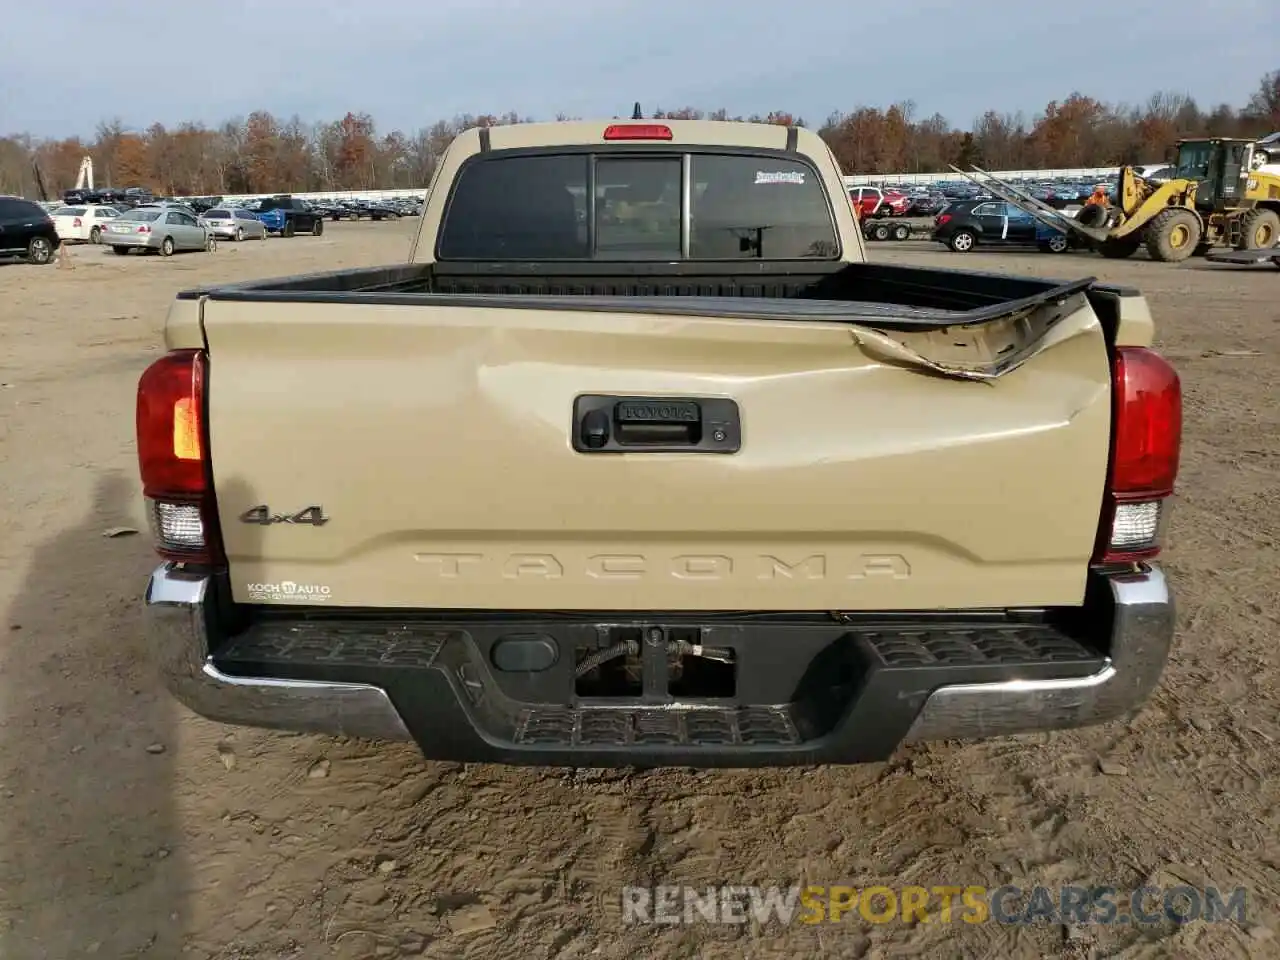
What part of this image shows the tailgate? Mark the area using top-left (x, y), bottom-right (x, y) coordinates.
top-left (200, 296), bottom-right (1113, 611)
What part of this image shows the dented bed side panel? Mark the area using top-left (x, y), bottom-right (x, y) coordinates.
top-left (200, 297), bottom-right (1113, 612)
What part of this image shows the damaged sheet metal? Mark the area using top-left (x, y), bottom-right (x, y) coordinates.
top-left (849, 289), bottom-right (1094, 381)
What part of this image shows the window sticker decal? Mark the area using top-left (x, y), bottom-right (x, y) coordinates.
top-left (754, 170), bottom-right (806, 185)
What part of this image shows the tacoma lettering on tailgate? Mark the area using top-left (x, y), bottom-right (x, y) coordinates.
top-left (413, 553), bottom-right (911, 581)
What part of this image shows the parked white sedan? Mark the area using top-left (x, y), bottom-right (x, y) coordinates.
top-left (50, 204), bottom-right (121, 244)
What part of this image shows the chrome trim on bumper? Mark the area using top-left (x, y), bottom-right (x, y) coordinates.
top-left (144, 564), bottom-right (411, 740)
top-left (903, 566), bottom-right (1174, 743)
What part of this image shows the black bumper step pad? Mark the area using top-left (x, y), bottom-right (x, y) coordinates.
top-left (516, 705), bottom-right (800, 747)
top-left (861, 624), bottom-right (1096, 671)
top-left (217, 621), bottom-right (448, 669)
top-left (211, 615), bottom-right (1106, 765)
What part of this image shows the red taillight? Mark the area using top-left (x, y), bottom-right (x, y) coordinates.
top-left (603, 123), bottom-right (673, 141)
top-left (137, 225), bottom-right (150, 233)
top-left (1111, 348), bottom-right (1182, 495)
top-left (73, 217), bottom-right (82, 227)
top-left (137, 350), bottom-right (204, 495)
top-left (1094, 346), bottom-right (1182, 564)
top-left (137, 350), bottom-right (222, 564)
top-left (936, 213), bottom-right (952, 225)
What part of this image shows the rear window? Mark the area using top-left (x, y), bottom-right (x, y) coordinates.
top-left (54, 207), bottom-right (87, 216)
top-left (0, 198), bottom-right (49, 220)
top-left (120, 209), bottom-right (162, 222)
top-left (437, 151), bottom-right (838, 261)
top-left (205, 209), bottom-right (231, 218)
top-left (691, 155), bottom-right (838, 258)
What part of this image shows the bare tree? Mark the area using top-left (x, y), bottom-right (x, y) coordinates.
top-left (0, 69), bottom-right (1273, 197)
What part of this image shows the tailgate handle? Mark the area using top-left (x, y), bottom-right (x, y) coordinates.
top-left (572, 395), bottom-right (741, 454)
top-left (615, 400), bottom-right (700, 445)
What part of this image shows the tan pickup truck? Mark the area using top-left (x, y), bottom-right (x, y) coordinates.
top-left (140, 119), bottom-right (1180, 767)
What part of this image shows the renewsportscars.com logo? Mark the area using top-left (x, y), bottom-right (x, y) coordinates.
top-left (621, 884), bottom-right (1249, 927)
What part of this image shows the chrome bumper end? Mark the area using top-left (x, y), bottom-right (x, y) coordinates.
top-left (903, 566), bottom-right (1174, 743)
top-left (144, 565), bottom-right (411, 740)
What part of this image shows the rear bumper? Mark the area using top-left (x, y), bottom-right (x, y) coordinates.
top-left (105, 233), bottom-right (159, 248)
top-left (145, 565), bottom-right (1174, 766)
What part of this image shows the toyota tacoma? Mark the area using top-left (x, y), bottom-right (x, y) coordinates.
top-left (140, 119), bottom-right (1180, 767)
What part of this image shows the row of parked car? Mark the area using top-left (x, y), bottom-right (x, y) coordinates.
top-left (852, 172), bottom-right (1127, 221)
top-left (60, 187), bottom-right (425, 222)
top-left (0, 188), bottom-right (420, 264)
top-left (185, 195), bottom-right (424, 221)
top-left (848, 175), bottom-right (1122, 255)
top-left (9, 192), bottom-right (424, 260)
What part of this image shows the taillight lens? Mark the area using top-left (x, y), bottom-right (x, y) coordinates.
top-left (936, 213), bottom-right (952, 225)
top-left (138, 225), bottom-right (150, 233)
top-left (136, 350), bottom-right (223, 564)
top-left (73, 217), bottom-right (82, 227)
top-left (1094, 347), bottom-right (1182, 564)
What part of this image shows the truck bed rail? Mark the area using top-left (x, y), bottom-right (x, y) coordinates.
top-left (179, 261), bottom-right (1098, 332)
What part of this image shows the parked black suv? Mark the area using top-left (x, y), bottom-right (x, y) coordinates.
top-left (0, 196), bottom-right (60, 264)
top-left (932, 199), bottom-right (1078, 254)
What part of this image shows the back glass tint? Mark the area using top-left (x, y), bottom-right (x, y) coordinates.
top-left (437, 152), bottom-right (838, 260)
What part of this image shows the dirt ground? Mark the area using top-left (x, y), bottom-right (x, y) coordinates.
top-left (1, 222), bottom-right (1278, 960)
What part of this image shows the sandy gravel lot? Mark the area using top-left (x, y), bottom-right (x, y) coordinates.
top-left (1, 222), bottom-right (1278, 960)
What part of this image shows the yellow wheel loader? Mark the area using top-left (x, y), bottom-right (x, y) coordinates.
top-left (951, 134), bottom-right (1280, 263)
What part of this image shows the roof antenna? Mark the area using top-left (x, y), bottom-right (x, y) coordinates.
top-left (632, 102), bottom-right (643, 120)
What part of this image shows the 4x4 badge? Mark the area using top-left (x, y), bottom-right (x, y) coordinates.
top-left (239, 505), bottom-right (329, 526)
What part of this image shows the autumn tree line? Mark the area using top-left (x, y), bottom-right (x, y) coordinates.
top-left (2, 70), bottom-right (1277, 200)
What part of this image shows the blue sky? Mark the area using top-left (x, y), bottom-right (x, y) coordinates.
top-left (3, 0), bottom-right (1276, 139)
